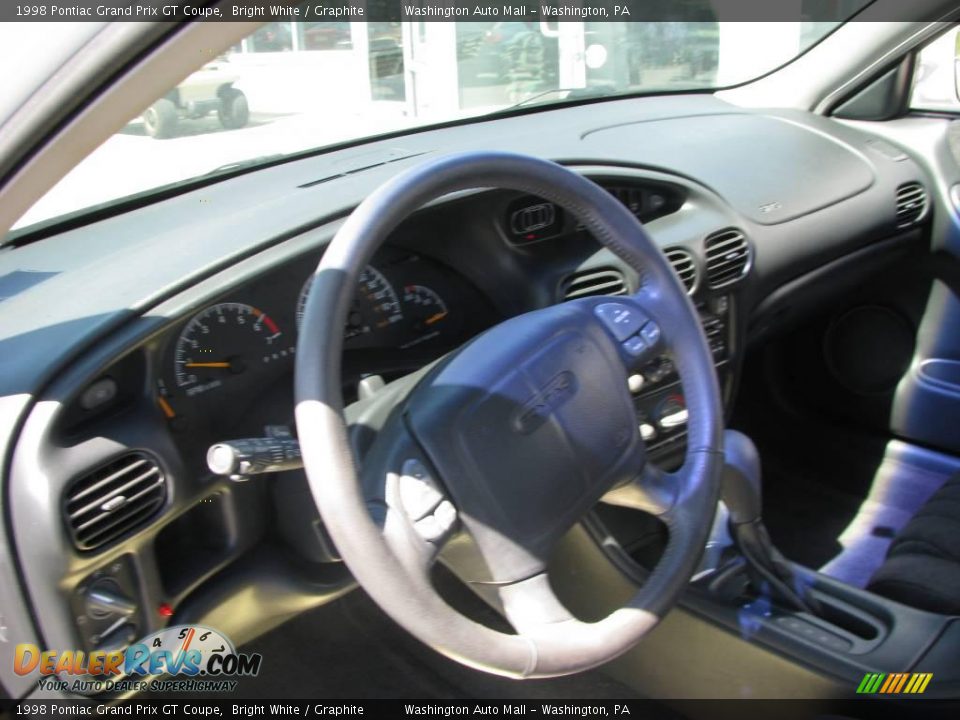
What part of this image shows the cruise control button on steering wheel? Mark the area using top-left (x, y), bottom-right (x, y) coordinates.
top-left (594, 302), bottom-right (648, 340)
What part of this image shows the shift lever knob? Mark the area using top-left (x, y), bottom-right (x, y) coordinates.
top-left (719, 430), bottom-right (821, 615)
top-left (721, 429), bottom-right (763, 525)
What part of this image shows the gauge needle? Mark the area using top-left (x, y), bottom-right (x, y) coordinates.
top-left (425, 312), bottom-right (448, 325)
top-left (184, 361), bottom-right (232, 368)
top-left (157, 396), bottom-right (176, 419)
top-left (172, 627), bottom-right (196, 674)
top-left (180, 627), bottom-right (196, 652)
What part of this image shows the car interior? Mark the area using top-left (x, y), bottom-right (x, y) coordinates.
top-left (2, 2), bottom-right (960, 706)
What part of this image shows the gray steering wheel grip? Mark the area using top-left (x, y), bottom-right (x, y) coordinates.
top-left (295, 151), bottom-right (723, 678)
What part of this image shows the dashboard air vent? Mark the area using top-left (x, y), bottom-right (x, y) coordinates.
top-left (606, 186), bottom-right (644, 219)
top-left (896, 182), bottom-right (928, 228)
top-left (664, 248), bottom-right (697, 293)
top-left (506, 196), bottom-right (563, 243)
top-left (64, 452), bottom-right (167, 552)
top-left (704, 229), bottom-right (750, 289)
top-left (561, 268), bottom-right (628, 300)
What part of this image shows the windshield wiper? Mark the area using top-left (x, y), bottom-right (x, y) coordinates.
top-left (205, 154), bottom-right (287, 176)
top-left (508, 86), bottom-right (617, 110)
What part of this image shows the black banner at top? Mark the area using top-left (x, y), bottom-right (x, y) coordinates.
top-left (1, 0), bottom-right (958, 24)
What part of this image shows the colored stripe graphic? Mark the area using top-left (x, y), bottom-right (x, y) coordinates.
top-left (892, 673), bottom-right (909, 693)
top-left (879, 674), bottom-right (896, 693)
top-left (856, 673), bottom-right (884, 693)
top-left (857, 672), bottom-right (932, 694)
top-left (904, 674), bottom-right (921, 693)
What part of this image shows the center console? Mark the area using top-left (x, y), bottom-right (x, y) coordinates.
top-left (591, 398), bottom-right (960, 699)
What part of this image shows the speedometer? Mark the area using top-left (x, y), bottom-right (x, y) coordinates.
top-left (173, 303), bottom-right (287, 396)
top-left (297, 265), bottom-right (403, 340)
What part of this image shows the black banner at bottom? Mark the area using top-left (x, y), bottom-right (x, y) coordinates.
top-left (2, 699), bottom-right (960, 720)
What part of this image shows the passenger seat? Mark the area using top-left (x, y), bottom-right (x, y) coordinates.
top-left (867, 474), bottom-right (960, 615)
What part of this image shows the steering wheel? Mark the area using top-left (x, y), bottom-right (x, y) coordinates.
top-left (295, 151), bottom-right (723, 678)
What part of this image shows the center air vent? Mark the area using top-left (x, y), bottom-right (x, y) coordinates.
top-left (560, 268), bottom-right (628, 300)
top-left (896, 182), bottom-right (928, 228)
top-left (704, 229), bottom-right (750, 289)
top-left (64, 452), bottom-right (167, 552)
top-left (664, 248), bottom-right (697, 293)
top-left (506, 196), bottom-right (563, 243)
top-left (605, 186), bottom-right (645, 218)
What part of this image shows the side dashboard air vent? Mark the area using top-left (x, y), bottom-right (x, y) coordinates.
top-left (704, 229), bottom-right (750, 289)
top-left (560, 268), bottom-right (628, 300)
top-left (664, 248), bottom-right (697, 293)
top-left (896, 182), bottom-right (928, 228)
top-left (64, 452), bottom-right (167, 551)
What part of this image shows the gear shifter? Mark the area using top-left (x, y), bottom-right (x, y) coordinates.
top-left (721, 430), bottom-right (820, 614)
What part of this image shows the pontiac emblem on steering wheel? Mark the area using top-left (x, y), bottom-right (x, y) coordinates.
top-left (513, 371), bottom-right (578, 434)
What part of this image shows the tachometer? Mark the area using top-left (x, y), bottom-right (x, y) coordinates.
top-left (296, 265), bottom-right (403, 340)
top-left (173, 303), bottom-right (287, 396)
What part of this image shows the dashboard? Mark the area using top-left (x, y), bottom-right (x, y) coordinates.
top-left (0, 94), bottom-right (933, 682)
top-left (116, 175), bottom-right (726, 480)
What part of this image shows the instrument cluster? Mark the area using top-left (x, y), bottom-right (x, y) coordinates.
top-left (155, 246), bottom-right (497, 431)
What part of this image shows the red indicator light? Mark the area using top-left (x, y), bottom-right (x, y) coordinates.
top-left (158, 602), bottom-right (174, 618)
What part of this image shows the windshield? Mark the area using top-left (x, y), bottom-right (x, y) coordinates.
top-left (10, 6), bottom-right (865, 235)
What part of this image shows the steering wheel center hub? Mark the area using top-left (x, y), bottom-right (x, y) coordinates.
top-left (405, 302), bottom-right (643, 580)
